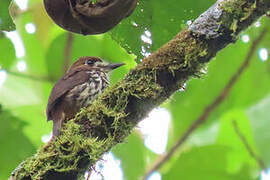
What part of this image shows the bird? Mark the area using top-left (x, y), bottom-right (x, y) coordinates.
top-left (46, 56), bottom-right (124, 136)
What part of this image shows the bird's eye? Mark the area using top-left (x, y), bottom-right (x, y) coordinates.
top-left (86, 59), bottom-right (95, 66)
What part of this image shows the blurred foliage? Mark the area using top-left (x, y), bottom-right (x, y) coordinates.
top-left (0, 109), bottom-right (35, 179)
top-left (163, 145), bottom-right (255, 180)
top-left (0, 0), bottom-right (270, 180)
top-left (0, 32), bottom-right (16, 69)
top-left (0, 0), bottom-right (16, 31)
top-left (113, 133), bottom-right (146, 180)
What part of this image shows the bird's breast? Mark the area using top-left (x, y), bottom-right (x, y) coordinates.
top-left (65, 70), bottom-right (109, 108)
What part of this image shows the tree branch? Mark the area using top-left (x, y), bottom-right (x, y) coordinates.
top-left (142, 27), bottom-right (267, 180)
top-left (11, 0), bottom-right (270, 179)
top-left (63, 32), bottom-right (74, 73)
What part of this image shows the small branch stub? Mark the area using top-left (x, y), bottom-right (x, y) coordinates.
top-left (43, 0), bottom-right (138, 35)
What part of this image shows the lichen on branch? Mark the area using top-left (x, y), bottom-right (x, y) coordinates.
top-left (12, 0), bottom-right (270, 179)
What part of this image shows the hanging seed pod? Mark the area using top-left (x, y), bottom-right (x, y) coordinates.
top-left (43, 0), bottom-right (138, 35)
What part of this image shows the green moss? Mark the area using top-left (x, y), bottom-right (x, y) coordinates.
top-left (220, 0), bottom-right (257, 34)
top-left (14, 119), bottom-right (113, 179)
top-left (230, 19), bottom-right (238, 33)
top-left (141, 30), bottom-right (209, 79)
top-left (12, 66), bottom-right (175, 179)
top-left (13, 30), bottom-right (212, 180)
top-left (221, 0), bottom-right (246, 15)
top-left (199, 49), bottom-right (208, 57)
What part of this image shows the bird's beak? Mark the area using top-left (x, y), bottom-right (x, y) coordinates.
top-left (106, 63), bottom-right (125, 70)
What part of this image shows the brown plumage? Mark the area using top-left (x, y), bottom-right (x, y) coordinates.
top-left (46, 56), bottom-right (124, 136)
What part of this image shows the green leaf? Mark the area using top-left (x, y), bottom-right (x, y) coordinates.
top-left (110, 0), bottom-right (215, 61)
top-left (150, 0), bottom-right (215, 51)
top-left (45, 33), bottom-right (66, 81)
top-left (46, 33), bottom-right (136, 81)
top-left (0, 0), bottom-right (15, 31)
top-left (100, 35), bottom-right (137, 85)
top-left (247, 95), bottom-right (270, 166)
top-left (113, 133), bottom-right (146, 180)
top-left (217, 109), bottom-right (258, 173)
top-left (0, 75), bottom-right (42, 107)
top-left (29, 3), bottom-right (55, 48)
top-left (12, 105), bottom-right (52, 146)
top-left (162, 145), bottom-right (254, 180)
top-left (0, 73), bottom-right (52, 146)
top-left (0, 109), bottom-right (35, 179)
top-left (110, 0), bottom-right (152, 61)
top-left (0, 33), bottom-right (16, 69)
top-left (14, 10), bottom-right (48, 77)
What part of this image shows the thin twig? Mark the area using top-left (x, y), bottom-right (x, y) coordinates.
top-left (232, 120), bottom-right (266, 170)
top-left (63, 32), bottom-right (74, 73)
top-left (142, 28), bottom-right (268, 180)
top-left (5, 70), bottom-right (54, 82)
top-left (86, 170), bottom-right (92, 180)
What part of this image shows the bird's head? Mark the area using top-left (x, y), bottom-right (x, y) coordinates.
top-left (68, 56), bottom-right (125, 73)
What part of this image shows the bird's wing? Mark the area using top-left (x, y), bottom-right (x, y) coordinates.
top-left (46, 69), bottom-right (90, 121)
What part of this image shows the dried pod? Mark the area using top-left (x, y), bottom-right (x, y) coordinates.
top-left (44, 0), bottom-right (138, 35)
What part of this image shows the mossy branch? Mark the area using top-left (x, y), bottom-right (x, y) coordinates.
top-left (12, 0), bottom-right (270, 179)
top-left (143, 28), bottom-right (268, 179)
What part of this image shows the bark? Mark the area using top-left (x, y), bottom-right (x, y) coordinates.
top-left (12, 0), bottom-right (270, 179)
